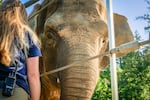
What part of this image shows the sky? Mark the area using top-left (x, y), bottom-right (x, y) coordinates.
top-left (21, 0), bottom-right (149, 41)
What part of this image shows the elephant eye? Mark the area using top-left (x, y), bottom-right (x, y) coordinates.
top-left (102, 40), bottom-right (105, 43)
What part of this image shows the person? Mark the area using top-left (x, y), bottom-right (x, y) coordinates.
top-left (0, 0), bottom-right (42, 100)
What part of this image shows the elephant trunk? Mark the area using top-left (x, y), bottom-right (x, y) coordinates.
top-left (57, 39), bottom-right (100, 100)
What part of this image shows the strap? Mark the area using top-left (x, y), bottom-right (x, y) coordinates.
top-left (11, 59), bottom-right (18, 76)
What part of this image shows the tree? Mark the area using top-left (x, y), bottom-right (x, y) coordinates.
top-left (0, 0), bottom-right (2, 5)
top-left (136, 0), bottom-right (150, 38)
top-left (92, 67), bottom-right (112, 100)
top-left (118, 47), bottom-right (150, 99)
top-left (92, 43), bottom-right (150, 100)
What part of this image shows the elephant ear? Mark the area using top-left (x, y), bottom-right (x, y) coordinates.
top-left (113, 13), bottom-right (134, 57)
top-left (100, 13), bottom-right (134, 68)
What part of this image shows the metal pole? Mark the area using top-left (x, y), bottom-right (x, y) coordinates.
top-left (106, 0), bottom-right (119, 100)
top-left (24, 0), bottom-right (40, 8)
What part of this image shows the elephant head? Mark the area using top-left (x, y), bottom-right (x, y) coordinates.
top-left (29, 0), bottom-right (134, 99)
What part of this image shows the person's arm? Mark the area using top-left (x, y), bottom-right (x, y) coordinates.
top-left (26, 56), bottom-right (41, 100)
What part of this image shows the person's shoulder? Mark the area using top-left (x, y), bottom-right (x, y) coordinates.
top-left (25, 32), bottom-right (33, 45)
top-left (26, 32), bottom-right (42, 57)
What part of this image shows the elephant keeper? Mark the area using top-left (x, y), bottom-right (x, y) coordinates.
top-left (0, 0), bottom-right (42, 100)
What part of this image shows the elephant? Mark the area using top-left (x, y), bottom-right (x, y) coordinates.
top-left (28, 0), bottom-right (134, 100)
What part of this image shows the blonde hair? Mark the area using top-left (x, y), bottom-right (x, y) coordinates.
top-left (0, 0), bottom-right (40, 66)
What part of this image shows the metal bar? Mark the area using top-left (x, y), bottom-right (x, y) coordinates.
top-left (24, 0), bottom-right (40, 8)
top-left (28, 0), bottom-right (55, 21)
top-left (106, 0), bottom-right (119, 100)
top-left (40, 40), bottom-right (150, 76)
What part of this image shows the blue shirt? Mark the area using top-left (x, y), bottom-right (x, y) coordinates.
top-left (0, 33), bottom-right (42, 94)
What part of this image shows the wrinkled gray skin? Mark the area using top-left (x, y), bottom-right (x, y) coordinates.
top-left (29, 0), bottom-right (134, 100)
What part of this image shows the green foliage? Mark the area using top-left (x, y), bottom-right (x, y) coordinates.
top-left (92, 67), bottom-right (112, 100)
top-left (0, 0), bottom-right (3, 5)
top-left (118, 48), bottom-right (150, 99)
top-left (92, 46), bottom-right (150, 100)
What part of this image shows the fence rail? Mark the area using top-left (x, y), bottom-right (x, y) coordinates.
top-left (40, 40), bottom-right (150, 77)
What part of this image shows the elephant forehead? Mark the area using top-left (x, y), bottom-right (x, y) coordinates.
top-left (44, 11), bottom-right (107, 29)
top-left (89, 20), bottom-right (108, 36)
top-left (45, 17), bottom-right (107, 38)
